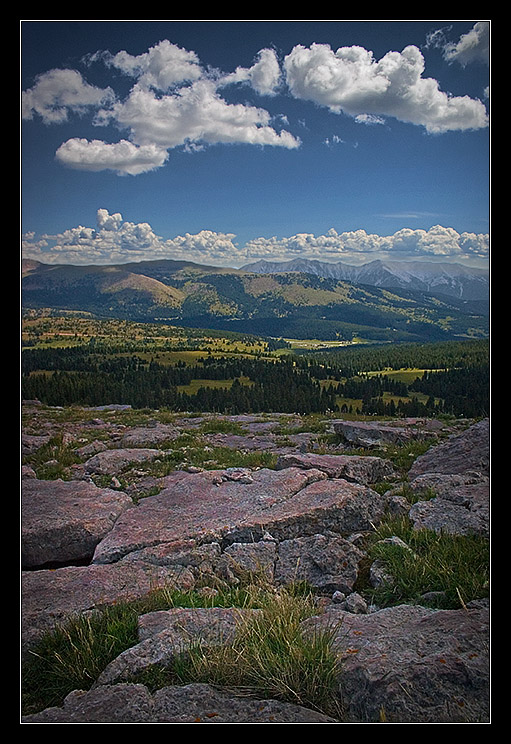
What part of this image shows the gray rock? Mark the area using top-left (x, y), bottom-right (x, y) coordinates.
top-left (275, 532), bottom-right (364, 594)
top-left (409, 498), bottom-right (487, 537)
top-left (408, 419), bottom-right (489, 479)
top-left (276, 452), bottom-right (396, 485)
top-left (21, 433), bottom-right (51, 456)
top-left (91, 467), bottom-right (386, 564)
top-left (96, 606), bottom-right (260, 685)
top-left (332, 419), bottom-right (439, 448)
top-left (75, 440), bottom-right (108, 458)
top-left (119, 423), bottom-right (180, 447)
top-left (224, 540), bottom-right (277, 581)
top-left (22, 479), bottom-right (133, 568)
top-left (302, 603), bottom-right (490, 723)
top-left (340, 592), bottom-right (368, 614)
top-left (21, 559), bottom-right (195, 651)
top-left (84, 448), bottom-right (162, 476)
top-left (22, 682), bottom-right (338, 723)
top-left (406, 420), bottom-right (490, 537)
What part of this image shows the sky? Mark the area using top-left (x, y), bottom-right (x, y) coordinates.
top-left (21, 20), bottom-right (490, 270)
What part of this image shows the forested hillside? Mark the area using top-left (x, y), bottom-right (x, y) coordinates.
top-left (21, 315), bottom-right (489, 419)
top-left (21, 259), bottom-right (489, 344)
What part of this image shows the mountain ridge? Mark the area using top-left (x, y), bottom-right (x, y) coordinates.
top-left (21, 257), bottom-right (489, 344)
top-left (241, 257), bottom-right (489, 302)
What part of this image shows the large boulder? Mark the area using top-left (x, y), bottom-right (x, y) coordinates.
top-left (303, 602), bottom-right (490, 723)
top-left (84, 448), bottom-right (162, 476)
top-left (276, 452), bottom-right (396, 485)
top-left (408, 419), bottom-right (489, 479)
top-left (91, 467), bottom-right (388, 564)
top-left (274, 532), bottom-right (364, 594)
top-left (406, 419), bottom-right (490, 536)
top-left (21, 559), bottom-right (195, 651)
top-left (332, 419), bottom-right (440, 448)
top-left (22, 479), bottom-right (133, 568)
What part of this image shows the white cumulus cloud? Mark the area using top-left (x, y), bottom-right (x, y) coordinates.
top-left (21, 211), bottom-right (489, 267)
top-left (23, 29), bottom-right (489, 179)
top-left (22, 68), bottom-right (115, 124)
top-left (283, 42), bottom-right (488, 133)
top-left (219, 48), bottom-right (282, 96)
top-left (104, 39), bottom-right (203, 90)
top-left (244, 225), bottom-right (489, 263)
top-left (55, 138), bottom-right (169, 175)
top-left (96, 78), bottom-right (300, 151)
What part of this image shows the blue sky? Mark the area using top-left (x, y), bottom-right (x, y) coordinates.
top-left (21, 20), bottom-right (490, 269)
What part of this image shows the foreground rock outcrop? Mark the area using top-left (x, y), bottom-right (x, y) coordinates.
top-left (21, 407), bottom-right (490, 723)
top-left (304, 601), bottom-right (489, 723)
top-left (22, 682), bottom-right (338, 723)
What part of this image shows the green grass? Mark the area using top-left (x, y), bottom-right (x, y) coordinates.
top-left (361, 515), bottom-right (490, 609)
top-left (22, 603), bottom-right (140, 716)
top-left (143, 444), bottom-right (278, 477)
top-left (21, 585), bottom-right (344, 720)
top-left (141, 589), bottom-right (344, 718)
top-left (23, 433), bottom-right (81, 480)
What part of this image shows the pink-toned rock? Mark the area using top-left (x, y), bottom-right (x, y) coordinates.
top-left (303, 602), bottom-right (489, 723)
top-left (21, 559), bottom-right (195, 650)
top-left (22, 479), bottom-right (133, 568)
top-left (96, 607), bottom-right (260, 685)
top-left (22, 682), bottom-right (338, 723)
top-left (276, 452), bottom-right (396, 485)
top-left (408, 419), bottom-right (489, 478)
top-left (92, 467), bottom-right (387, 564)
top-left (332, 419), bottom-right (439, 448)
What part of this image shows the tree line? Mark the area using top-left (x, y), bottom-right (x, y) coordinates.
top-left (21, 338), bottom-right (489, 417)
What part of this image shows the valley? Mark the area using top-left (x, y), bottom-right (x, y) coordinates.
top-left (21, 312), bottom-right (489, 420)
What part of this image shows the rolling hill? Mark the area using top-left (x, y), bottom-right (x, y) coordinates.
top-left (21, 258), bottom-right (489, 344)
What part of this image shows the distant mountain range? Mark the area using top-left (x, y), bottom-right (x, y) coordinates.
top-left (21, 257), bottom-right (489, 344)
top-left (242, 258), bottom-right (489, 303)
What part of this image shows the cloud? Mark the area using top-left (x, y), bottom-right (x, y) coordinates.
top-left (55, 138), bottom-right (169, 175)
top-left (433, 22), bottom-right (490, 67)
top-left (22, 31), bottom-right (489, 177)
top-left (22, 210), bottom-right (489, 267)
top-left (102, 39), bottom-right (203, 90)
top-left (219, 48), bottom-right (282, 96)
top-left (22, 209), bottom-right (240, 265)
top-left (22, 69), bottom-right (115, 124)
top-left (243, 225), bottom-right (489, 263)
top-left (95, 78), bottom-right (300, 152)
top-left (283, 42), bottom-right (488, 133)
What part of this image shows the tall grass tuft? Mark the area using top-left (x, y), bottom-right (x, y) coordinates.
top-left (364, 515), bottom-right (489, 609)
top-left (156, 589), bottom-right (343, 717)
top-left (22, 585), bottom-right (344, 720)
top-left (22, 603), bottom-right (140, 715)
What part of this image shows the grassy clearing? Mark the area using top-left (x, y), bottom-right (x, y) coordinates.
top-left (177, 376), bottom-right (255, 395)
